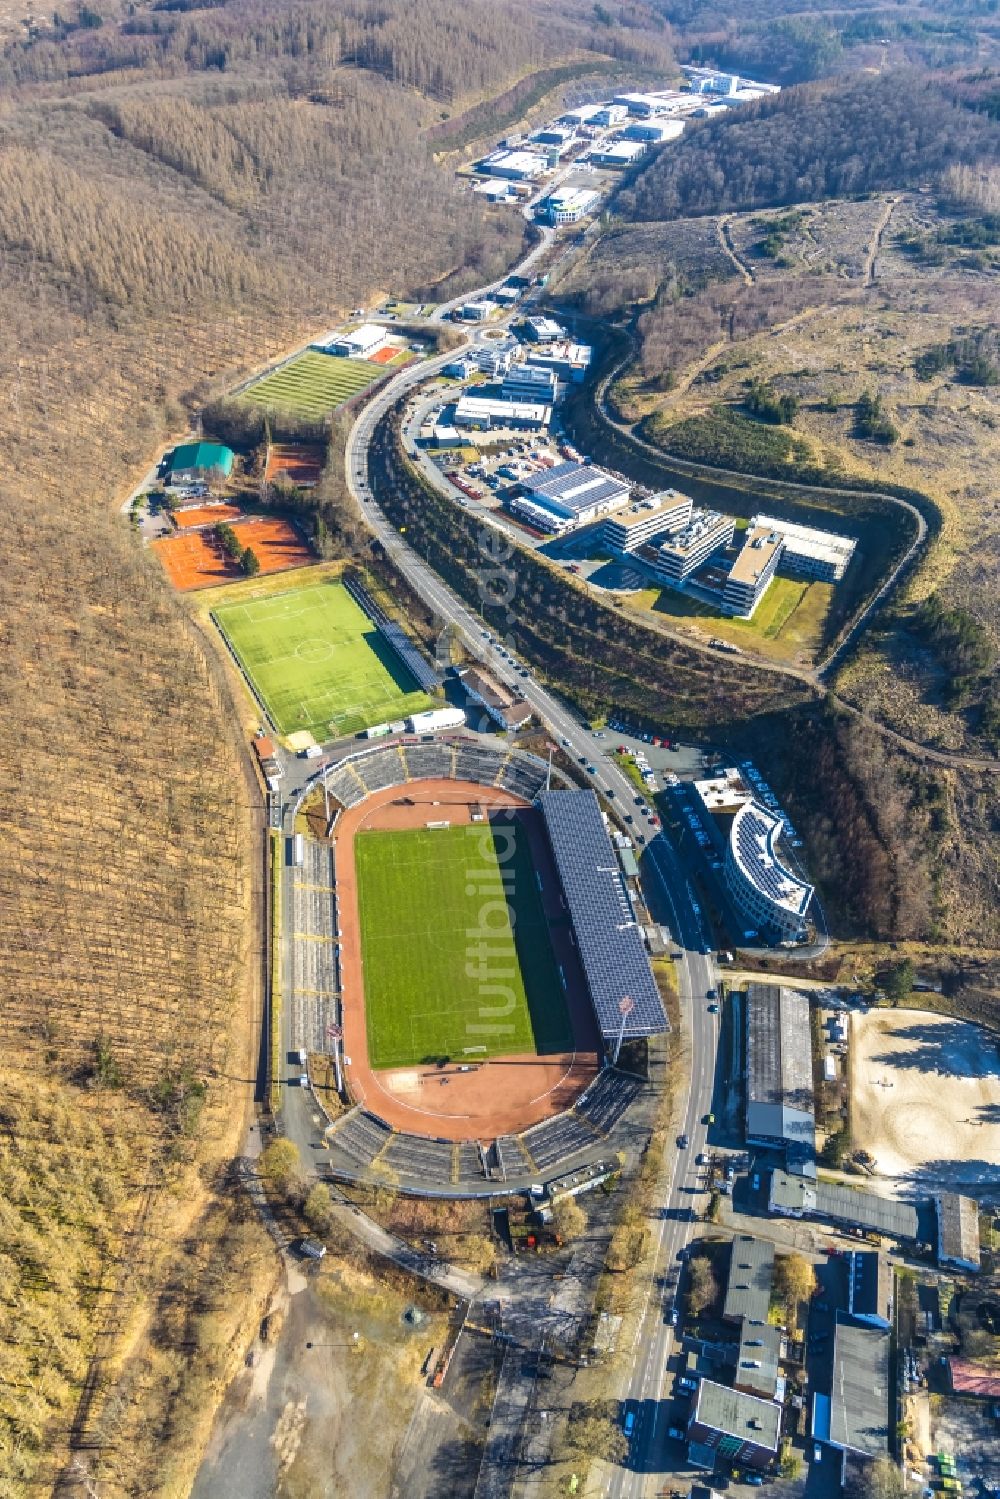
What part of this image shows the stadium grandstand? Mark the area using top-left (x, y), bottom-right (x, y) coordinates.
top-left (342, 573), bottom-right (440, 693)
top-left (536, 789), bottom-right (667, 1044)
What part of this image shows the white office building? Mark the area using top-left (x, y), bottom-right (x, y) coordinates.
top-left (472, 345), bottom-right (513, 378)
top-left (655, 509), bottom-right (735, 584)
top-left (751, 513), bottom-right (857, 582)
top-left (526, 341), bottom-right (592, 383)
top-left (558, 105), bottom-right (605, 127)
top-left (473, 179), bottom-right (516, 202)
top-left (478, 149), bottom-right (549, 180)
top-left (613, 91), bottom-right (672, 117)
top-left (525, 315), bottom-right (564, 343)
top-left (324, 322), bottom-right (388, 358)
top-left (453, 395), bottom-right (550, 432)
top-left (589, 140), bottom-right (646, 169)
top-left (602, 489), bottom-right (693, 554)
top-left (722, 525), bottom-right (784, 619)
top-left (501, 364), bottom-right (558, 404)
top-left (515, 461), bottom-right (630, 531)
top-left (538, 186), bottom-right (600, 224)
top-left (459, 299), bottom-right (496, 322)
top-left (623, 119), bottom-right (685, 144)
top-left (725, 801), bottom-right (814, 941)
top-left (590, 104), bottom-right (628, 127)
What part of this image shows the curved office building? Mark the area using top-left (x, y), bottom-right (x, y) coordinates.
top-left (724, 800), bottom-right (814, 941)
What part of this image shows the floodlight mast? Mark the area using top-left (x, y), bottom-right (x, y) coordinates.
top-left (613, 994), bottom-right (635, 1065)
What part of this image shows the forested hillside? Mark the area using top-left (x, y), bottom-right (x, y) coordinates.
top-left (618, 71), bottom-right (1000, 218)
top-left (0, 1), bottom-right (677, 1493)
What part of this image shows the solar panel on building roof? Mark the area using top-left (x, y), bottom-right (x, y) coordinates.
top-left (536, 790), bottom-right (667, 1039)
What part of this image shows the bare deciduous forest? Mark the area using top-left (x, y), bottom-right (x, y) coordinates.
top-left (0, 1), bottom-right (678, 1493)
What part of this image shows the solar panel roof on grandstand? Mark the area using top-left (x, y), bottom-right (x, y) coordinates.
top-left (536, 789), bottom-right (667, 1039)
top-left (526, 461), bottom-right (628, 515)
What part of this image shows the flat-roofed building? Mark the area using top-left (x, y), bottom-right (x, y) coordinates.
top-left (722, 525), bottom-right (784, 618)
top-left (623, 118), bottom-right (685, 144)
top-left (458, 667), bottom-right (532, 731)
top-left (655, 508), bottom-right (735, 584)
top-left (725, 802), bottom-right (814, 942)
top-left (453, 395), bottom-right (551, 432)
top-left (724, 1236), bottom-right (775, 1326)
top-left (693, 766), bottom-right (754, 817)
top-left (822, 1319), bottom-right (890, 1460)
top-left (472, 345), bottom-right (513, 378)
top-left (538, 185), bottom-right (600, 224)
top-left (745, 984), bottom-right (815, 1168)
top-left (845, 1250), bottom-right (894, 1329)
top-left (589, 139), bottom-right (646, 169)
top-left (526, 341), bottom-right (593, 383)
top-left (525, 315), bottom-right (564, 343)
top-left (768, 1170), bottom-right (922, 1242)
top-left (752, 512), bottom-right (857, 582)
top-left (501, 364), bottom-right (558, 405)
top-left (591, 104), bottom-right (628, 127)
top-left (602, 489), bottom-right (693, 555)
top-left (518, 461), bottom-right (629, 529)
top-left (532, 124), bottom-right (576, 148)
top-left (324, 322), bottom-right (389, 358)
top-left (473, 179), bottom-right (516, 202)
top-left (558, 104), bottom-right (605, 127)
top-left (478, 148), bottom-right (548, 180)
top-left (613, 91), bottom-right (672, 117)
top-left (735, 1321), bottom-right (782, 1401)
top-left (687, 1381), bottom-right (781, 1473)
top-left (459, 299), bottom-right (496, 322)
top-left (936, 1192), bottom-right (981, 1272)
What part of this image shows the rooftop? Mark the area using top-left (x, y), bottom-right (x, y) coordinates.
top-left (605, 490), bottom-right (692, 531)
top-left (936, 1192), bottom-right (981, 1268)
top-left (694, 767), bottom-right (754, 813)
top-left (847, 1250), bottom-right (894, 1323)
top-left (168, 440), bottom-right (234, 475)
top-left (536, 789), bottom-right (667, 1040)
top-left (728, 526), bottom-right (784, 586)
top-left (752, 512), bottom-right (857, 569)
top-left (829, 1319), bottom-right (890, 1457)
top-left (723, 1235), bottom-right (776, 1325)
top-left (691, 1380), bottom-right (781, 1453)
top-left (769, 1170), bottom-right (922, 1241)
top-left (948, 1358), bottom-right (1000, 1399)
top-left (735, 1320), bottom-right (782, 1400)
top-left (732, 802), bottom-right (814, 919)
top-left (453, 396), bottom-right (550, 424)
top-left (525, 461), bottom-right (629, 515)
top-left (658, 508), bottom-right (731, 558)
top-left (482, 149), bottom-right (548, 174)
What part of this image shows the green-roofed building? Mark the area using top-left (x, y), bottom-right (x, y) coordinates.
top-left (167, 441), bottom-right (235, 486)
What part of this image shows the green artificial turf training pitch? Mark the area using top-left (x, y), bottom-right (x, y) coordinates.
top-left (212, 580), bottom-right (433, 738)
top-left (242, 350), bottom-right (381, 418)
top-left (355, 821), bottom-right (573, 1070)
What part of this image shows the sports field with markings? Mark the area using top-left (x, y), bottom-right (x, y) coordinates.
top-left (242, 350), bottom-right (383, 419)
top-left (212, 579), bottom-right (432, 738)
top-left (355, 821), bottom-right (572, 1069)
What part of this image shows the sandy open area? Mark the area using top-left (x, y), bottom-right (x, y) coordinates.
top-left (851, 1008), bottom-right (1000, 1194)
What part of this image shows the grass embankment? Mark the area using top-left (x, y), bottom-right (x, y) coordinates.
top-left (629, 575), bottom-right (835, 664)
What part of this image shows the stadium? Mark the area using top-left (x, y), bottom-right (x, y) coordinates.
top-left (290, 737), bottom-right (668, 1195)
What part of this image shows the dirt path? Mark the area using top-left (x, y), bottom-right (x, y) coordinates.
top-left (717, 214), bottom-right (754, 285)
top-left (864, 196), bottom-right (896, 287)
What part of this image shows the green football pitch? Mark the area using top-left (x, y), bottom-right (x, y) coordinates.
top-left (212, 580), bottom-right (433, 738)
top-left (355, 822), bottom-right (573, 1070)
top-left (242, 350), bottom-right (382, 419)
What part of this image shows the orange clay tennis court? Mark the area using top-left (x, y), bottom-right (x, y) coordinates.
top-left (367, 345), bottom-right (398, 366)
top-left (172, 503), bottom-right (244, 531)
top-left (264, 444), bottom-right (324, 485)
top-left (153, 517), bottom-right (314, 591)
